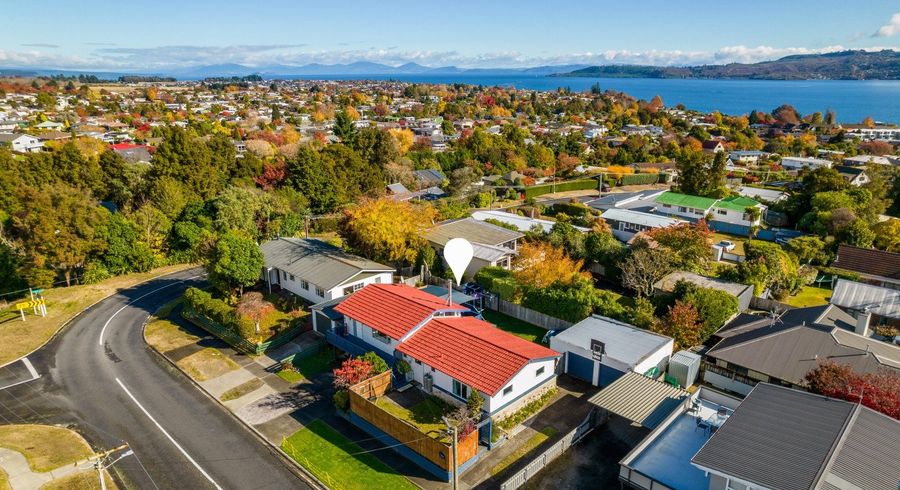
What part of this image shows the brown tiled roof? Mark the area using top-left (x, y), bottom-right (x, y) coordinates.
top-left (832, 244), bottom-right (900, 280)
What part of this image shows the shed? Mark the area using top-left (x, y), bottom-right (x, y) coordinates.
top-left (550, 315), bottom-right (674, 387)
top-left (667, 350), bottom-right (702, 388)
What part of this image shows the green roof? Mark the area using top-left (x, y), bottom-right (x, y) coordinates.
top-left (713, 195), bottom-right (761, 212)
top-left (655, 191), bottom-right (717, 210)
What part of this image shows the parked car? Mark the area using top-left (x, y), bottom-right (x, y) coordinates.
top-left (717, 240), bottom-right (736, 251)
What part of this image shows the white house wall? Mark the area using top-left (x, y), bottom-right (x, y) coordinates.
top-left (485, 358), bottom-right (557, 414)
top-left (270, 268), bottom-right (392, 304)
top-left (632, 339), bottom-right (674, 374)
top-left (347, 318), bottom-right (399, 357)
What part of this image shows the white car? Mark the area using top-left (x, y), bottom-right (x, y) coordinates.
top-left (718, 240), bottom-right (736, 251)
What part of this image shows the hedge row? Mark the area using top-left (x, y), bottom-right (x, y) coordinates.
top-left (183, 287), bottom-right (256, 340)
top-left (474, 267), bottom-right (521, 301)
top-left (523, 179), bottom-right (598, 199)
top-left (619, 173), bottom-right (661, 186)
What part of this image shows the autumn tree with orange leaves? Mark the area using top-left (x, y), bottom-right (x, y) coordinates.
top-left (513, 241), bottom-right (589, 289)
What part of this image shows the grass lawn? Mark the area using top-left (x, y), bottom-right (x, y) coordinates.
top-left (0, 264), bottom-right (194, 366)
top-left (491, 426), bottom-right (559, 476)
top-left (144, 300), bottom-right (202, 353)
top-left (281, 419), bottom-right (417, 490)
top-left (175, 347), bottom-right (240, 382)
top-left (39, 470), bottom-right (117, 490)
top-left (710, 232), bottom-right (748, 256)
top-left (374, 396), bottom-right (454, 440)
top-left (220, 378), bottom-right (264, 402)
top-left (482, 310), bottom-right (548, 344)
top-left (0, 425), bottom-right (94, 472)
top-left (0, 467), bottom-right (9, 490)
top-left (785, 286), bottom-right (832, 308)
top-left (277, 348), bottom-right (334, 384)
top-left (603, 289), bottom-right (636, 309)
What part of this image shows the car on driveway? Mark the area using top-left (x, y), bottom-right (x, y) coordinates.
top-left (717, 240), bottom-right (736, 251)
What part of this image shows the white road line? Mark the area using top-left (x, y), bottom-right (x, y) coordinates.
top-left (21, 357), bottom-right (39, 379)
top-left (115, 377), bottom-right (222, 490)
top-left (98, 275), bottom-right (203, 346)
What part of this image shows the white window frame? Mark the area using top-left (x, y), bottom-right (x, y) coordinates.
top-left (452, 379), bottom-right (469, 399)
top-left (536, 366), bottom-right (545, 377)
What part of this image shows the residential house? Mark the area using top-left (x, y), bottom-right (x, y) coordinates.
top-left (0, 133), bottom-right (43, 153)
top-left (834, 165), bottom-right (870, 186)
top-left (34, 121), bottom-right (64, 131)
top-left (332, 284), bottom-right (560, 418)
top-left (600, 208), bottom-right (683, 242)
top-left (653, 271), bottom-right (753, 313)
top-left (413, 168), bottom-right (446, 189)
top-left (619, 382), bottom-right (900, 490)
top-left (259, 237), bottom-right (394, 306)
top-left (710, 196), bottom-right (765, 227)
top-left (550, 315), bottom-right (674, 387)
top-left (829, 278), bottom-right (900, 328)
top-left (842, 154), bottom-right (892, 166)
top-left (586, 189), bottom-right (666, 213)
top-left (702, 140), bottom-right (725, 153)
top-left (654, 191), bottom-right (717, 220)
top-left (424, 218), bottom-right (523, 278)
top-left (736, 186), bottom-right (787, 204)
top-left (779, 156), bottom-right (833, 171)
top-left (702, 304), bottom-right (900, 396)
top-left (832, 244), bottom-right (900, 290)
top-left (471, 210), bottom-right (590, 234)
top-left (727, 150), bottom-right (768, 165)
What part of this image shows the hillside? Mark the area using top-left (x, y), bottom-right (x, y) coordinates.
top-left (557, 50), bottom-right (900, 80)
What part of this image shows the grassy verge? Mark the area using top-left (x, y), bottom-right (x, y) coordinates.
top-left (0, 467), bottom-right (9, 490)
top-left (785, 286), bottom-right (832, 308)
top-left (490, 426), bottom-right (558, 476)
top-left (144, 300), bottom-right (202, 353)
top-left (0, 425), bottom-right (94, 473)
top-left (374, 395), bottom-right (454, 440)
top-left (277, 349), bottom-right (334, 384)
top-left (220, 378), bottom-right (264, 402)
top-left (482, 310), bottom-right (548, 344)
top-left (281, 419), bottom-right (417, 490)
top-left (276, 370), bottom-right (305, 383)
top-left (0, 264), bottom-right (194, 366)
top-left (176, 347), bottom-right (240, 382)
top-left (39, 470), bottom-right (117, 490)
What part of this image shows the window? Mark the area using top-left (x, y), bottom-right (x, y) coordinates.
top-left (343, 286), bottom-right (354, 296)
top-left (289, 274), bottom-right (295, 281)
top-left (353, 283), bottom-right (364, 292)
top-left (414, 359), bottom-right (422, 365)
top-left (536, 366), bottom-right (545, 377)
top-left (452, 379), bottom-right (469, 399)
top-left (301, 279), bottom-right (309, 290)
top-left (503, 385), bottom-right (513, 396)
top-left (726, 480), bottom-right (750, 490)
top-left (661, 204), bottom-right (671, 208)
top-left (371, 330), bottom-right (391, 345)
top-left (679, 206), bottom-right (687, 212)
top-left (717, 209), bottom-right (727, 215)
top-left (281, 270), bottom-right (287, 280)
top-left (315, 286), bottom-right (325, 297)
top-left (374, 277), bottom-right (382, 284)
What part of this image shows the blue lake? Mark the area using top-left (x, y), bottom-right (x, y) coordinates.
top-left (293, 74), bottom-right (900, 124)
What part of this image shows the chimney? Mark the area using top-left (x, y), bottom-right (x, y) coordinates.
top-left (855, 310), bottom-right (872, 337)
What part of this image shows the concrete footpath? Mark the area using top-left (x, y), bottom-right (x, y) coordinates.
top-left (0, 447), bottom-right (111, 489)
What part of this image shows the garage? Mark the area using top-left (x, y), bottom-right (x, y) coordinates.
top-left (551, 315), bottom-right (674, 387)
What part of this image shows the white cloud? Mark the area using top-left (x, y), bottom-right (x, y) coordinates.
top-left (0, 44), bottom-right (895, 71)
top-left (874, 13), bottom-right (900, 37)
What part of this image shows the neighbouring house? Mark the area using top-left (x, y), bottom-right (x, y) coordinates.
top-left (332, 284), bottom-right (560, 418)
top-left (702, 140), bottom-right (725, 153)
top-left (259, 237), bottom-right (394, 305)
top-left (413, 168), bottom-right (446, 189)
top-left (585, 189), bottom-right (666, 213)
top-left (736, 185), bottom-right (788, 204)
top-left (727, 150), bottom-right (768, 165)
top-left (34, 120), bottom-right (64, 130)
top-left (830, 278), bottom-right (900, 328)
top-left (0, 133), bottom-right (43, 153)
top-left (779, 155), bottom-right (833, 171)
top-left (111, 142), bottom-right (153, 164)
top-left (832, 244), bottom-right (900, 290)
top-left (471, 209), bottom-right (590, 234)
top-left (709, 196), bottom-right (765, 227)
top-left (653, 271), bottom-right (753, 313)
top-left (834, 165), bottom-right (870, 186)
top-left (424, 218), bottom-right (523, 278)
top-left (702, 305), bottom-right (900, 396)
top-left (655, 191), bottom-right (717, 220)
top-left (690, 383), bottom-right (900, 490)
top-left (550, 315), bottom-right (674, 387)
top-left (600, 208), bottom-right (683, 242)
top-left (843, 154), bottom-right (892, 166)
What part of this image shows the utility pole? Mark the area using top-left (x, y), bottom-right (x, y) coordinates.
top-left (450, 424), bottom-right (458, 490)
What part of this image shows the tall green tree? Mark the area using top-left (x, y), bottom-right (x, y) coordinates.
top-left (206, 231), bottom-right (263, 298)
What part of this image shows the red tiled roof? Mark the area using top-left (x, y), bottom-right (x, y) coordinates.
top-left (397, 316), bottom-right (559, 396)
top-left (334, 284), bottom-right (466, 340)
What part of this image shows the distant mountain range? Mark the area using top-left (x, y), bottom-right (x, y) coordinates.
top-left (3, 50), bottom-right (899, 81)
top-left (557, 50), bottom-right (900, 80)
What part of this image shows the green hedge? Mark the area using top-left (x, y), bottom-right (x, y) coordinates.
top-left (523, 179), bottom-right (598, 199)
top-left (620, 173), bottom-right (661, 186)
top-left (474, 267), bottom-right (521, 300)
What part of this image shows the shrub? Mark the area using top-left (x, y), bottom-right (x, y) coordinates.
top-left (620, 173), bottom-right (660, 186)
top-left (522, 282), bottom-right (603, 323)
top-left (474, 267), bottom-right (521, 300)
top-left (360, 351), bottom-right (389, 374)
top-left (495, 388), bottom-right (557, 431)
top-left (333, 390), bottom-right (349, 411)
top-left (82, 262), bottom-right (111, 284)
top-left (467, 390), bottom-right (484, 415)
top-left (673, 281), bottom-right (739, 340)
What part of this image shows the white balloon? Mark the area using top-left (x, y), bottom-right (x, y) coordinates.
top-left (443, 238), bottom-right (474, 286)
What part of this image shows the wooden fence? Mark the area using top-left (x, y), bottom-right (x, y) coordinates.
top-left (487, 296), bottom-right (573, 331)
top-left (348, 376), bottom-right (478, 471)
top-left (499, 410), bottom-right (600, 490)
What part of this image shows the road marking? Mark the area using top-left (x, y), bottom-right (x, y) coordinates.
top-left (0, 358), bottom-right (42, 391)
top-left (115, 377), bottom-right (222, 490)
top-left (98, 275), bottom-right (203, 346)
top-left (21, 357), bottom-right (39, 379)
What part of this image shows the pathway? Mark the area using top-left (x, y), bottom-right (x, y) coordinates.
top-left (0, 447), bottom-right (93, 489)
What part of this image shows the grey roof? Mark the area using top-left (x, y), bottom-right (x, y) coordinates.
top-left (600, 208), bottom-right (682, 229)
top-left (585, 190), bottom-right (664, 211)
top-left (310, 295), bottom-right (349, 320)
top-left (587, 371), bottom-right (689, 428)
top-left (425, 218), bottom-right (523, 247)
top-left (386, 182), bottom-right (410, 195)
top-left (737, 185), bottom-right (788, 203)
top-left (414, 168), bottom-right (446, 187)
top-left (553, 315), bottom-right (673, 367)
top-left (653, 271), bottom-right (753, 299)
top-left (830, 278), bottom-right (900, 319)
top-left (260, 238), bottom-right (394, 291)
top-left (471, 210), bottom-right (590, 234)
top-left (692, 383), bottom-right (900, 490)
top-left (707, 305), bottom-right (900, 385)
top-left (420, 285), bottom-right (475, 305)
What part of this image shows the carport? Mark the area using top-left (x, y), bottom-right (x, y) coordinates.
top-left (587, 371), bottom-right (689, 429)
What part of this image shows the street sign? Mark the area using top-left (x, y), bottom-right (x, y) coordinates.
top-left (15, 299), bottom-right (45, 310)
top-left (590, 339), bottom-right (605, 362)
top-left (31, 289), bottom-right (44, 295)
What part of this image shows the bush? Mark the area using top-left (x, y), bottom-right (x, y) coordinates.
top-left (495, 388), bottom-right (557, 431)
top-left (673, 281), bottom-right (739, 340)
top-left (333, 390), bottom-right (349, 411)
top-left (183, 287), bottom-right (258, 341)
top-left (360, 351), bottom-right (389, 374)
top-left (474, 267), bottom-right (521, 300)
top-left (620, 173), bottom-right (660, 186)
top-left (522, 179), bottom-right (597, 199)
top-left (522, 282), bottom-right (602, 323)
top-left (81, 262), bottom-right (111, 284)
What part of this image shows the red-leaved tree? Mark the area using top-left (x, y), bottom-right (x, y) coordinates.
top-left (333, 357), bottom-right (374, 391)
top-left (805, 360), bottom-right (900, 420)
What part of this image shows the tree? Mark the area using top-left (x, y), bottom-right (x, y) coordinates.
top-left (235, 291), bottom-right (274, 334)
top-left (645, 220), bottom-right (712, 273)
top-left (333, 110), bottom-right (356, 143)
top-left (872, 219), bottom-right (900, 252)
top-left (620, 246), bottom-right (674, 297)
top-left (674, 281), bottom-right (739, 340)
top-left (339, 198), bottom-right (435, 267)
top-left (653, 300), bottom-right (702, 350)
top-left (674, 151), bottom-right (727, 198)
top-left (805, 361), bottom-right (899, 420)
top-left (99, 213), bottom-right (157, 275)
top-left (730, 240), bottom-right (799, 297)
top-left (360, 351), bottom-right (389, 374)
top-left (513, 241), bottom-right (588, 289)
top-left (785, 235), bottom-right (829, 265)
top-left (206, 231), bottom-right (264, 298)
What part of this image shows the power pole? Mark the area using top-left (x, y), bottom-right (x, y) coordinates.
top-left (450, 424), bottom-right (459, 490)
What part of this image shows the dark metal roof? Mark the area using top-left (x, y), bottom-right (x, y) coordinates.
top-left (425, 218), bottom-right (523, 247)
top-left (260, 238), bottom-right (394, 291)
top-left (832, 244), bottom-right (900, 281)
top-left (692, 383), bottom-right (900, 490)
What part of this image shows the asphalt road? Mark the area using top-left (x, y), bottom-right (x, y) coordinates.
top-left (0, 268), bottom-right (313, 489)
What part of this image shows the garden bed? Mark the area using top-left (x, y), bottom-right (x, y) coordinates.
top-left (374, 392), bottom-right (456, 441)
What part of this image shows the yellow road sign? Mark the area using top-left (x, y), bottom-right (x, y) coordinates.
top-left (15, 299), bottom-right (45, 310)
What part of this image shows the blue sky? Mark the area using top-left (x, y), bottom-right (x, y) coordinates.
top-left (2, 0), bottom-right (900, 70)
